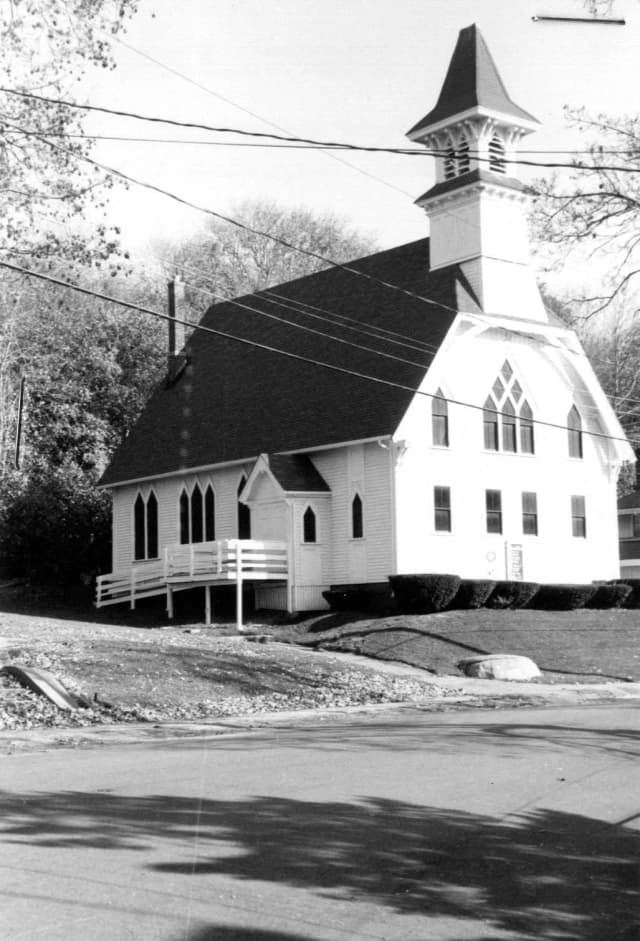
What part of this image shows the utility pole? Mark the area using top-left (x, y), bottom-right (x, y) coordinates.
top-left (14, 376), bottom-right (25, 470)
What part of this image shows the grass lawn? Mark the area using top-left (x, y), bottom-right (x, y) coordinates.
top-left (281, 607), bottom-right (640, 683)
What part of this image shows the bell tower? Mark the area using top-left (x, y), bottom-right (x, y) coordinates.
top-left (407, 25), bottom-right (548, 322)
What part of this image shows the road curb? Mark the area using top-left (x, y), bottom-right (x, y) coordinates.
top-left (2, 680), bottom-right (639, 755)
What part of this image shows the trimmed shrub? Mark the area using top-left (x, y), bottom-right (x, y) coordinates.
top-left (585, 583), bottom-right (632, 609)
top-left (529, 583), bottom-right (597, 611)
top-left (389, 573), bottom-right (461, 614)
top-left (611, 579), bottom-right (640, 609)
top-left (448, 579), bottom-right (496, 610)
top-left (486, 580), bottom-right (540, 610)
top-left (322, 584), bottom-right (395, 614)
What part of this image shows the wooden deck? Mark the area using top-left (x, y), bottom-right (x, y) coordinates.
top-left (95, 539), bottom-right (289, 629)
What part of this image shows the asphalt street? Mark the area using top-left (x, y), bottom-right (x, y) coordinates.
top-left (1, 702), bottom-right (639, 940)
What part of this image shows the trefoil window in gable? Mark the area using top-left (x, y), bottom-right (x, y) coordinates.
top-left (134, 490), bottom-right (159, 561)
top-left (432, 389), bottom-right (449, 447)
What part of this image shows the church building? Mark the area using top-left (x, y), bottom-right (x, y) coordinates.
top-left (97, 25), bottom-right (633, 620)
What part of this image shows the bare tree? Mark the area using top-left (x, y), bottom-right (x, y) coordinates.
top-left (531, 108), bottom-right (640, 318)
top-left (153, 200), bottom-right (378, 324)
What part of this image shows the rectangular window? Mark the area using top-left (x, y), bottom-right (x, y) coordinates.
top-left (483, 416), bottom-right (499, 450)
top-left (568, 429), bottom-right (583, 459)
top-left (486, 489), bottom-right (502, 534)
top-left (434, 486), bottom-right (451, 532)
top-left (522, 491), bottom-right (538, 536)
top-left (571, 495), bottom-right (586, 538)
top-left (619, 514), bottom-right (633, 538)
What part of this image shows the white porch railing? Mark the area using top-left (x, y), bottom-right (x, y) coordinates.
top-left (95, 539), bottom-right (289, 630)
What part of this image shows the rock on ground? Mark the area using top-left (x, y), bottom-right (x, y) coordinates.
top-left (458, 654), bottom-right (541, 681)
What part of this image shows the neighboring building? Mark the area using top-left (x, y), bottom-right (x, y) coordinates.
top-left (97, 24), bottom-right (634, 618)
top-left (618, 491), bottom-right (640, 578)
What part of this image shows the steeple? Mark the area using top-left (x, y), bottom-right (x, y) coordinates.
top-left (408, 24), bottom-right (539, 138)
top-left (407, 25), bottom-right (548, 323)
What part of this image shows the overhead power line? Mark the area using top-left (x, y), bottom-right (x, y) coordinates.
top-left (2, 87), bottom-right (638, 174)
top-left (12, 131), bottom-right (640, 156)
top-left (0, 257), bottom-right (632, 448)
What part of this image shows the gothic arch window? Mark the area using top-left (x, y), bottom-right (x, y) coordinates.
top-left (483, 396), bottom-right (499, 451)
top-left (483, 362), bottom-right (535, 455)
top-left (501, 398), bottom-right (517, 452)
top-left (303, 506), bottom-right (317, 543)
top-left (351, 493), bottom-right (364, 539)
top-left (179, 488), bottom-right (190, 544)
top-left (568, 405), bottom-right (583, 459)
top-left (457, 135), bottom-right (470, 174)
top-left (134, 490), bottom-right (159, 560)
top-left (520, 400), bottom-right (534, 454)
top-left (237, 475), bottom-right (251, 539)
top-left (205, 484), bottom-right (216, 542)
top-left (432, 389), bottom-right (449, 447)
top-left (489, 134), bottom-right (506, 174)
top-left (179, 481), bottom-right (216, 544)
top-left (191, 483), bottom-right (203, 544)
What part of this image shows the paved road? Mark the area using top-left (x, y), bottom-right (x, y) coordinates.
top-left (1, 703), bottom-right (639, 940)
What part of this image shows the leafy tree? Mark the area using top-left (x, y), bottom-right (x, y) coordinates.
top-left (0, 0), bottom-right (139, 265)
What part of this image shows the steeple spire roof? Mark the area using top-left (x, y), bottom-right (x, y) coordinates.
top-left (407, 24), bottom-right (539, 136)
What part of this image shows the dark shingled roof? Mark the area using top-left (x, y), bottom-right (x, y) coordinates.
top-left (267, 454), bottom-right (330, 493)
top-left (408, 24), bottom-right (539, 137)
top-left (101, 238), bottom-right (476, 487)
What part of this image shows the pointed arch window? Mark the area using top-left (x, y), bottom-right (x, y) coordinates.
top-left (205, 485), bottom-right (215, 542)
top-left (489, 135), bottom-right (507, 174)
top-left (501, 399), bottom-right (517, 452)
top-left (432, 389), bottom-right (449, 447)
top-left (179, 489), bottom-right (190, 544)
top-left (483, 363), bottom-right (535, 455)
top-left (180, 482), bottom-right (216, 544)
top-left (457, 136), bottom-right (470, 174)
top-left (134, 494), bottom-right (145, 561)
top-left (303, 506), bottom-right (317, 543)
top-left (520, 400), bottom-right (534, 454)
top-left (237, 476), bottom-right (251, 539)
top-left (483, 396), bottom-right (499, 451)
top-left (351, 493), bottom-right (363, 539)
top-left (191, 483), bottom-right (203, 544)
top-left (134, 491), bottom-right (159, 560)
top-left (568, 405), bottom-right (583, 459)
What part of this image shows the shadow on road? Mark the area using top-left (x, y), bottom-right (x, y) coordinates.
top-left (1, 789), bottom-right (638, 940)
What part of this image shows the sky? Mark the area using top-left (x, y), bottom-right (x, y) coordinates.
top-left (81, 0), bottom-right (640, 273)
